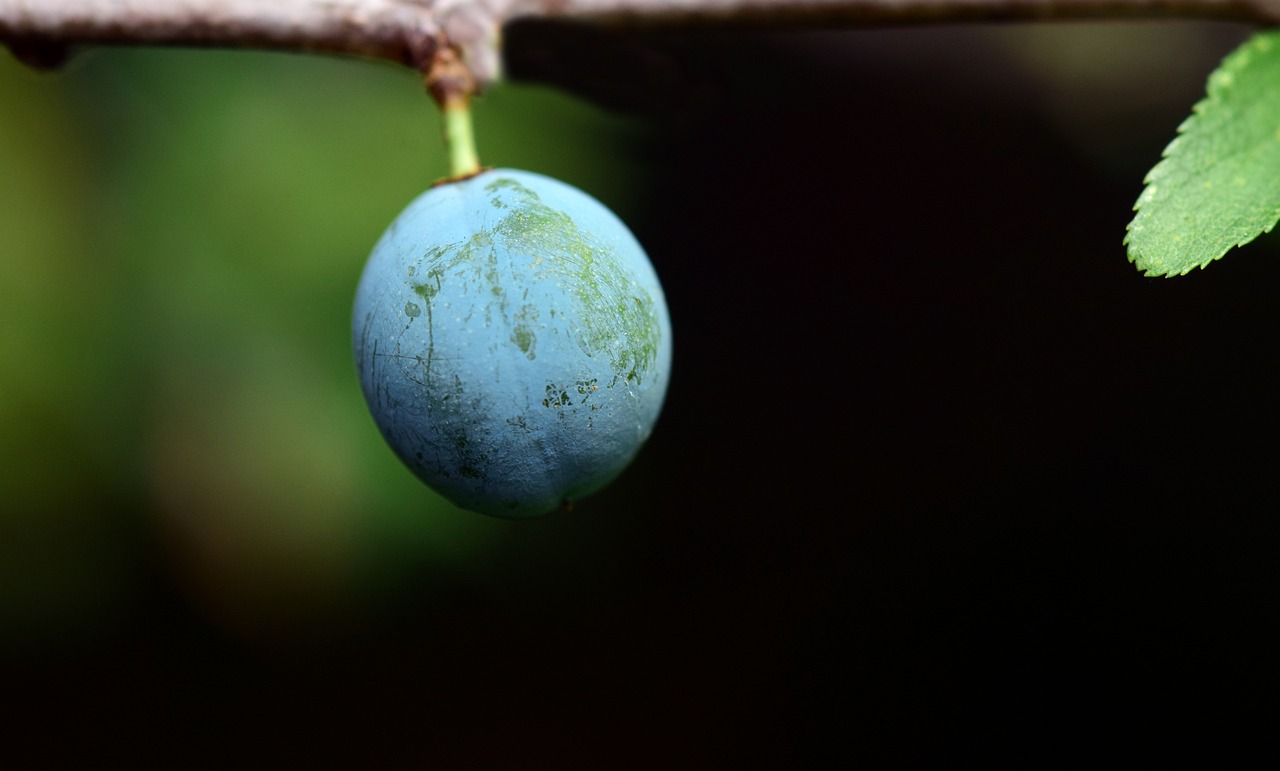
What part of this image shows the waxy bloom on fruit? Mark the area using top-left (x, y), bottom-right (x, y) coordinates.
top-left (352, 169), bottom-right (673, 518)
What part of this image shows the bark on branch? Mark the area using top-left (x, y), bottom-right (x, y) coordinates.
top-left (2, 0), bottom-right (1279, 85)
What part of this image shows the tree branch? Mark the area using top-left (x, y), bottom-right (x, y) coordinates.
top-left (531, 0), bottom-right (1279, 26)
top-left (2, 0), bottom-right (1278, 85)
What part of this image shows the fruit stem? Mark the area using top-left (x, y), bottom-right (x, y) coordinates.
top-left (426, 44), bottom-right (482, 180)
top-left (442, 99), bottom-right (481, 179)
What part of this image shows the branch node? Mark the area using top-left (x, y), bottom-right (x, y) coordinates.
top-left (436, 0), bottom-right (507, 88)
top-left (425, 41), bottom-right (476, 108)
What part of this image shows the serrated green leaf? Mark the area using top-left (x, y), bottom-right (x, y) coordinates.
top-left (1125, 30), bottom-right (1280, 277)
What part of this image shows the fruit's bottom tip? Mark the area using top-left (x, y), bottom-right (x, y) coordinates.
top-left (458, 496), bottom-right (576, 520)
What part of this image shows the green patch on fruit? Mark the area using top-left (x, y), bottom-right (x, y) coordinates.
top-left (540, 378), bottom-right (600, 410)
top-left (543, 383), bottom-right (571, 409)
top-left (413, 266), bottom-right (443, 300)
top-left (483, 176), bottom-right (662, 384)
top-left (511, 304), bottom-right (539, 359)
top-left (404, 175), bottom-right (662, 386)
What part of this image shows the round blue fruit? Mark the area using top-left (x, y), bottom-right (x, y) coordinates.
top-left (352, 169), bottom-right (673, 518)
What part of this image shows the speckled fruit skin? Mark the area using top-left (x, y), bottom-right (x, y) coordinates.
top-left (352, 169), bottom-right (673, 518)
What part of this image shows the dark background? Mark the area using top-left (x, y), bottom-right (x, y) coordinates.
top-left (3, 19), bottom-right (1278, 766)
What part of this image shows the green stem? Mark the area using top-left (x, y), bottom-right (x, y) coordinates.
top-left (442, 99), bottom-right (480, 179)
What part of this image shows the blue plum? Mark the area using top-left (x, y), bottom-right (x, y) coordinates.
top-left (352, 169), bottom-right (673, 518)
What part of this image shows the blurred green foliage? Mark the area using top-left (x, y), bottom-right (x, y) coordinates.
top-left (0, 46), bottom-right (653, 651)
